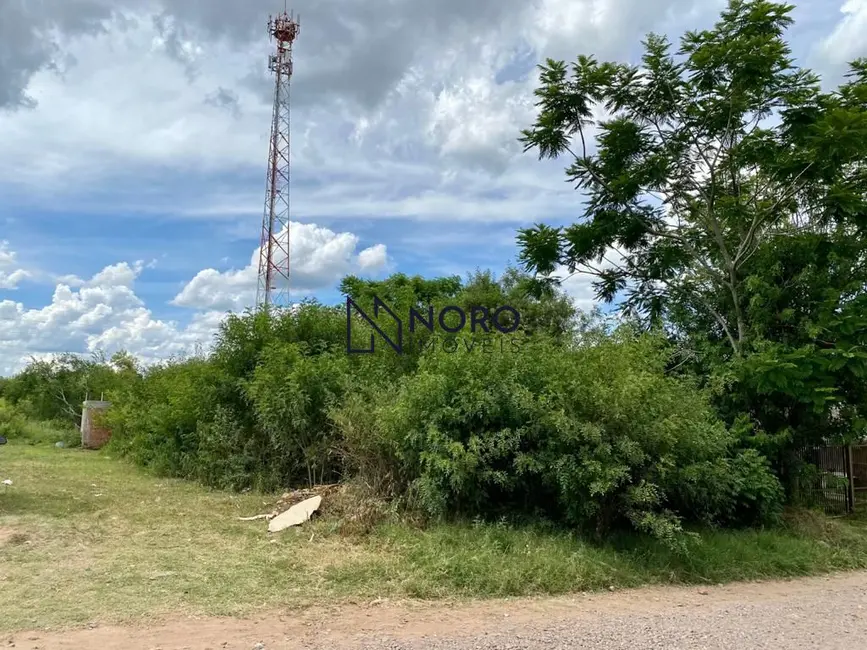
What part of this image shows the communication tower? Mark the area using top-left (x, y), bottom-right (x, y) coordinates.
top-left (256, 8), bottom-right (300, 309)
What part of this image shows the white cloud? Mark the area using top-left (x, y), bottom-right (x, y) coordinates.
top-left (0, 219), bottom-right (389, 374)
top-left (55, 274), bottom-right (87, 288)
top-left (87, 260), bottom-right (145, 289)
top-left (816, 0), bottom-right (867, 67)
top-left (558, 270), bottom-right (601, 312)
top-left (171, 221), bottom-right (390, 311)
top-left (172, 267), bottom-right (254, 313)
top-left (0, 0), bottom-right (728, 225)
top-left (0, 241), bottom-right (30, 290)
top-left (0, 260), bottom-right (223, 376)
top-left (358, 244), bottom-right (388, 271)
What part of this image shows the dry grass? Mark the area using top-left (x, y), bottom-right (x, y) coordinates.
top-left (0, 445), bottom-right (384, 630)
top-left (3, 443), bottom-right (867, 633)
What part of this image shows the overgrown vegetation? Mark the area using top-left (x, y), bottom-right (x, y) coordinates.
top-left (0, 399), bottom-right (79, 447)
top-left (0, 270), bottom-right (787, 551)
top-left (2, 0), bottom-right (865, 558)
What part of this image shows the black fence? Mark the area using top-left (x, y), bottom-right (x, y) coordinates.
top-left (791, 445), bottom-right (856, 515)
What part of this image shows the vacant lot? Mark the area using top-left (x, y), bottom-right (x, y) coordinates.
top-left (2, 444), bottom-right (867, 633)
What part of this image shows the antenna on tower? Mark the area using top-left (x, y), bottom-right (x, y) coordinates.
top-left (256, 7), bottom-right (300, 311)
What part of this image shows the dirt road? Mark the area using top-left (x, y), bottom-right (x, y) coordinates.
top-left (9, 572), bottom-right (867, 649)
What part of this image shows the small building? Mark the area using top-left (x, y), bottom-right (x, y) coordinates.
top-left (80, 400), bottom-right (111, 449)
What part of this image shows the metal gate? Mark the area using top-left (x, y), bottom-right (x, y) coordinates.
top-left (852, 445), bottom-right (867, 505)
top-left (791, 445), bottom-right (856, 515)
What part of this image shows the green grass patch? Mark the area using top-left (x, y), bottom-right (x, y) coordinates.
top-left (2, 442), bottom-right (867, 632)
top-left (0, 405), bottom-right (80, 447)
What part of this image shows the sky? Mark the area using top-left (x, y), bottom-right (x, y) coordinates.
top-left (0, 0), bottom-right (864, 375)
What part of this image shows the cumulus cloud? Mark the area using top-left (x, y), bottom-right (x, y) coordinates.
top-left (0, 259), bottom-right (223, 375)
top-left (358, 244), bottom-right (388, 270)
top-left (559, 271), bottom-right (603, 313)
top-left (171, 221), bottom-right (390, 311)
top-left (0, 240), bottom-right (30, 289)
top-left (0, 219), bottom-right (388, 373)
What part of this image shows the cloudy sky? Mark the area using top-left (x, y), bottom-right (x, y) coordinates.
top-left (0, 0), bottom-right (863, 374)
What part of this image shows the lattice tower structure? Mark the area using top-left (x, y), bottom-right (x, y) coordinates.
top-left (256, 9), bottom-right (300, 309)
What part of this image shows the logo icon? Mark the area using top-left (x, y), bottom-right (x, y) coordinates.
top-left (346, 296), bottom-right (404, 354)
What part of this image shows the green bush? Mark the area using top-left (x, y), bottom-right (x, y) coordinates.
top-left (331, 389), bottom-right (404, 496)
top-left (0, 399), bottom-right (80, 447)
top-left (105, 357), bottom-right (228, 477)
top-left (243, 341), bottom-right (352, 488)
top-left (672, 448), bottom-right (785, 528)
top-left (331, 326), bottom-right (784, 547)
top-left (0, 399), bottom-right (25, 439)
top-left (105, 302), bottom-right (359, 491)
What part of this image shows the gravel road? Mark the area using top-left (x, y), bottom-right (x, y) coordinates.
top-left (11, 571), bottom-right (867, 649)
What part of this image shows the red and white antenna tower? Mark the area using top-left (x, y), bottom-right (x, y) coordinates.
top-left (256, 7), bottom-right (300, 310)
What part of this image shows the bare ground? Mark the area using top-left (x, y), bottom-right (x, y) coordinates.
top-left (7, 571), bottom-right (867, 650)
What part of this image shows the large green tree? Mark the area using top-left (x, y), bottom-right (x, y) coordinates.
top-left (518, 0), bottom-right (867, 448)
top-left (519, 0), bottom-right (865, 352)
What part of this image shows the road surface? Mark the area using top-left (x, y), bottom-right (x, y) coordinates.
top-left (8, 571), bottom-right (867, 649)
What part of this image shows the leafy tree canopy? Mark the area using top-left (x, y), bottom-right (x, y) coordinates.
top-left (518, 0), bottom-right (867, 447)
top-left (518, 0), bottom-right (866, 358)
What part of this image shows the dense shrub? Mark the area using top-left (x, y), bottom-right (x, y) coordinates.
top-left (243, 341), bottom-right (352, 487)
top-left (671, 448), bottom-right (785, 528)
top-left (106, 302), bottom-right (355, 491)
top-left (105, 357), bottom-right (228, 477)
top-left (0, 399), bottom-right (25, 439)
top-left (331, 326), bottom-right (784, 546)
top-left (1, 353), bottom-right (125, 427)
top-left (0, 399), bottom-right (81, 446)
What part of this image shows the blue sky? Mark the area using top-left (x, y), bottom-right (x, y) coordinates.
top-left (0, 0), bottom-right (863, 374)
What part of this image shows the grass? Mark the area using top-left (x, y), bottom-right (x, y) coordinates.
top-left (0, 409), bottom-right (80, 448)
top-left (2, 442), bottom-right (867, 632)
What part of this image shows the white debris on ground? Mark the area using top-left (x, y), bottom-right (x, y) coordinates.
top-left (238, 485), bottom-right (338, 532)
top-left (268, 495), bottom-right (322, 533)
